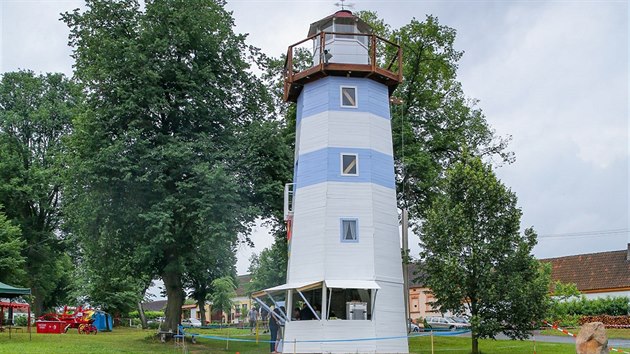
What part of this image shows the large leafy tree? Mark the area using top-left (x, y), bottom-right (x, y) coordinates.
top-left (0, 209), bottom-right (26, 284)
top-left (0, 71), bottom-right (78, 314)
top-left (62, 0), bottom-right (288, 332)
top-left (420, 154), bottom-right (550, 354)
top-left (357, 12), bottom-right (512, 217)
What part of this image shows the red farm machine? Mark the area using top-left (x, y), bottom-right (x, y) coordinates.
top-left (37, 306), bottom-right (98, 334)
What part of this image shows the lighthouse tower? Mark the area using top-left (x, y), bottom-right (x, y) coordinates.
top-left (256, 10), bottom-right (407, 353)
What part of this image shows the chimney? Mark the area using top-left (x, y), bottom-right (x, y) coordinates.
top-left (627, 243), bottom-right (630, 261)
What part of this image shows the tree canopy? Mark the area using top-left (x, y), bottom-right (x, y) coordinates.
top-left (62, 0), bottom-right (289, 331)
top-left (0, 70), bottom-right (78, 314)
top-left (420, 153), bottom-right (549, 354)
top-left (356, 12), bottom-right (512, 218)
top-left (0, 209), bottom-right (25, 285)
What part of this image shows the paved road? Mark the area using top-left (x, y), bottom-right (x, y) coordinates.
top-left (454, 331), bottom-right (630, 349)
top-left (495, 332), bottom-right (630, 349)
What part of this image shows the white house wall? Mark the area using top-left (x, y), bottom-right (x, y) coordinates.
top-left (582, 290), bottom-right (630, 300)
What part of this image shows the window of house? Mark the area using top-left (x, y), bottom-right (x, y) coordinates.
top-left (340, 153), bottom-right (358, 176)
top-left (340, 86), bottom-right (357, 108)
top-left (340, 218), bottom-right (358, 242)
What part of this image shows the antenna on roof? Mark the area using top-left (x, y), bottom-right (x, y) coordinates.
top-left (334, 0), bottom-right (355, 11)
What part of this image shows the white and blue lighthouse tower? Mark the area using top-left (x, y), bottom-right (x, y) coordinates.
top-left (256, 10), bottom-right (407, 353)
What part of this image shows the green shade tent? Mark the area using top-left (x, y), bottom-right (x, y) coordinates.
top-left (0, 281), bottom-right (32, 339)
top-left (0, 282), bottom-right (31, 298)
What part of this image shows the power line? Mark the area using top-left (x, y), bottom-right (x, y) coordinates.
top-left (537, 228), bottom-right (629, 239)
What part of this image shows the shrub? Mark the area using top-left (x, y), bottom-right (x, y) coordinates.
top-left (550, 314), bottom-right (581, 328)
top-left (551, 296), bottom-right (629, 317)
top-left (15, 316), bottom-right (29, 327)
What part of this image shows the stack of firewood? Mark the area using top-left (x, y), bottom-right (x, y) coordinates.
top-left (578, 315), bottom-right (630, 328)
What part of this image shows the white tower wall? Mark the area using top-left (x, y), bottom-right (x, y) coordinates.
top-left (283, 76), bottom-right (408, 353)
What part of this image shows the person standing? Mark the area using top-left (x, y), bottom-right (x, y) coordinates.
top-left (247, 307), bottom-right (258, 333)
top-left (261, 307), bottom-right (269, 333)
top-left (269, 307), bottom-right (285, 353)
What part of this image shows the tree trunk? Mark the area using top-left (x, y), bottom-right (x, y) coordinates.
top-left (161, 269), bottom-right (184, 333)
top-left (193, 291), bottom-right (207, 326)
top-left (199, 305), bottom-right (206, 326)
top-left (471, 299), bottom-right (479, 354)
top-left (137, 302), bottom-right (148, 329)
top-left (31, 287), bottom-right (44, 317)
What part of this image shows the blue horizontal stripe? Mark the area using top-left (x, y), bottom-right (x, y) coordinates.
top-left (296, 77), bottom-right (390, 126)
top-left (184, 329), bottom-right (471, 344)
top-left (295, 147), bottom-right (395, 190)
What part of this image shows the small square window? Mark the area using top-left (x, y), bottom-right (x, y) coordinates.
top-left (340, 86), bottom-right (357, 108)
top-left (340, 219), bottom-right (358, 242)
top-left (341, 154), bottom-right (358, 176)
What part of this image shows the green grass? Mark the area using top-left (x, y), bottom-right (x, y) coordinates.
top-left (0, 326), bottom-right (624, 353)
top-left (540, 328), bottom-right (630, 339)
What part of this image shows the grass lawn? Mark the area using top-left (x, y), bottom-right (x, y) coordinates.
top-left (540, 328), bottom-right (630, 339)
top-left (0, 326), bottom-right (620, 353)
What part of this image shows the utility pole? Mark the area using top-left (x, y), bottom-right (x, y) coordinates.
top-left (402, 209), bottom-right (410, 331)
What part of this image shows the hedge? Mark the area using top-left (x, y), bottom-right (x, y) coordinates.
top-left (128, 310), bottom-right (164, 319)
top-left (551, 296), bottom-right (629, 317)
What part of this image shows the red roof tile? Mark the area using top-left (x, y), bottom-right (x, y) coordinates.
top-left (540, 247), bottom-right (630, 292)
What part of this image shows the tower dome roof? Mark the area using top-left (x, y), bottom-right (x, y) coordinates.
top-left (307, 10), bottom-right (373, 36)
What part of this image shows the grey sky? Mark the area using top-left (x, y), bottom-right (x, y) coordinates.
top-left (1, 1), bottom-right (628, 278)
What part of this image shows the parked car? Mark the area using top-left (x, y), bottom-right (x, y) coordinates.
top-left (449, 316), bottom-right (470, 325)
top-left (425, 316), bottom-right (471, 330)
top-left (181, 318), bottom-right (202, 327)
top-left (408, 321), bottom-right (421, 332)
top-left (147, 317), bottom-right (165, 325)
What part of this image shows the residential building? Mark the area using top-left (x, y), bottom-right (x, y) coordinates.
top-left (540, 243), bottom-right (630, 299)
top-left (178, 274), bottom-right (254, 324)
top-left (141, 300), bottom-right (167, 312)
top-left (406, 264), bottom-right (440, 322)
top-left (406, 244), bottom-right (630, 321)
top-left (229, 274), bottom-right (253, 324)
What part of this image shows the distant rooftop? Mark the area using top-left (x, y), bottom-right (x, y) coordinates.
top-left (540, 245), bottom-right (630, 293)
top-left (236, 274), bottom-right (253, 297)
top-left (142, 299), bottom-right (167, 312)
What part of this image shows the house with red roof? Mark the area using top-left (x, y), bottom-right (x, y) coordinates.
top-left (540, 243), bottom-right (630, 299)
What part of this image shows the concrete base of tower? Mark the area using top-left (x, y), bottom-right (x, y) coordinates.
top-left (281, 320), bottom-right (408, 353)
top-left (280, 280), bottom-right (409, 354)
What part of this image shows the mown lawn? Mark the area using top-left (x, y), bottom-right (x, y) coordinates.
top-left (540, 328), bottom-right (630, 339)
top-left (0, 326), bottom-right (608, 353)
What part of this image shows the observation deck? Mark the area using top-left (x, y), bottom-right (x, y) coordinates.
top-left (283, 11), bottom-right (402, 102)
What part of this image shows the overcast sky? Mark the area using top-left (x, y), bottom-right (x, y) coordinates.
top-left (1, 1), bottom-right (628, 280)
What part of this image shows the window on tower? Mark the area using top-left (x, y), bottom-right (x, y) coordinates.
top-left (340, 218), bottom-right (358, 242)
top-left (335, 23), bottom-right (355, 39)
top-left (340, 86), bottom-right (357, 108)
top-left (340, 153), bottom-right (358, 176)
